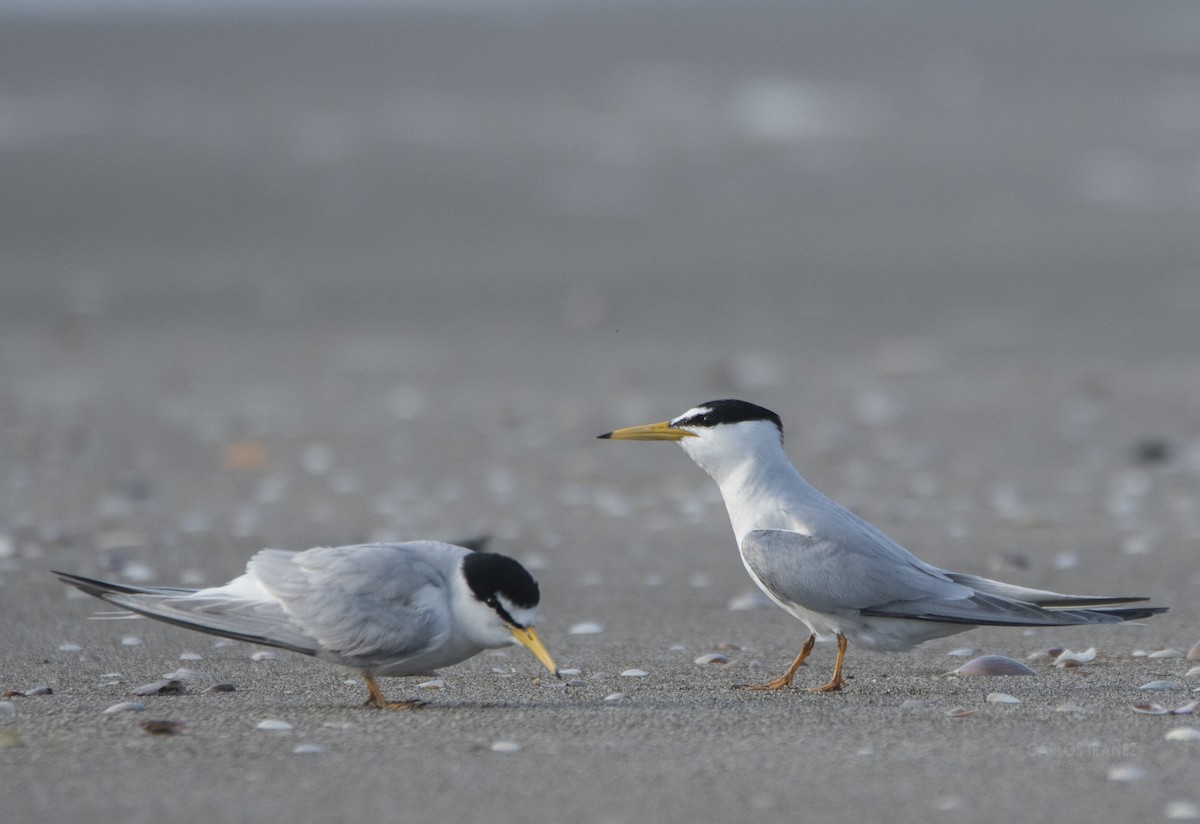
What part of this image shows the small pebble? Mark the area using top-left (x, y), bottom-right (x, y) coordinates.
top-left (557, 668), bottom-right (583, 676)
top-left (132, 680), bottom-right (185, 696)
top-left (986, 692), bottom-right (1021, 704)
top-left (569, 623), bottom-right (604, 635)
top-left (417, 679), bottom-right (446, 690)
top-left (1149, 649), bottom-right (1184, 659)
top-left (206, 683), bottom-right (237, 693)
top-left (1141, 680), bottom-right (1183, 691)
top-left (490, 740), bottom-right (520, 753)
top-left (1107, 764), bottom-right (1146, 782)
top-left (57, 643), bottom-right (82, 652)
top-left (140, 719), bottom-right (186, 735)
top-left (251, 651), bottom-right (280, 661)
top-left (121, 636), bottom-right (142, 646)
top-left (620, 669), bottom-right (649, 677)
top-left (256, 719), bottom-right (293, 731)
top-left (1164, 800), bottom-right (1200, 820)
top-left (292, 743), bottom-right (323, 754)
top-left (1164, 728), bottom-right (1200, 742)
top-left (103, 702), bottom-right (145, 714)
top-left (20, 686), bottom-right (53, 697)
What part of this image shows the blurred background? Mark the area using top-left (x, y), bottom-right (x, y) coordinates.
top-left (1, 0), bottom-right (1198, 601)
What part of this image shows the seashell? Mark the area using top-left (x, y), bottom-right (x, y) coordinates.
top-left (1140, 680), bottom-right (1183, 690)
top-left (1107, 764), bottom-right (1146, 781)
top-left (101, 673), bottom-right (123, 680)
top-left (103, 702), bottom-right (145, 714)
top-left (694, 653), bottom-right (731, 665)
top-left (603, 692), bottom-right (630, 703)
top-left (1164, 728), bottom-right (1200, 742)
top-left (1133, 703), bottom-right (1170, 715)
top-left (590, 671), bottom-right (612, 680)
top-left (944, 707), bottom-right (976, 718)
top-left (489, 740), bottom-right (520, 753)
top-left (132, 679), bottom-right (185, 696)
top-left (1171, 701), bottom-right (1199, 715)
top-left (140, 719), bottom-right (185, 735)
top-left (161, 668), bottom-right (210, 681)
top-left (557, 668), bottom-right (583, 676)
top-left (206, 683), bottom-right (236, 693)
top-left (121, 636), bottom-right (142, 646)
top-left (1054, 648), bottom-right (1097, 667)
top-left (986, 692), bottom-right (1021, 704)
top-left (292, 743), bottom-right (322, 754)
top-left (568, 623), bottom-right (604, 635)
top-left (946, 647), bottom-right (976, 658)
top-left (417, 679), bottom-right (445, 690)
top-left (946, 655), bottom-right (1037, 676)
top-left (212, 639), bottom-right (238, 649)
top-left (1027, 647), bottom-right (1065, 661)
top-left (620, 669), bottom-right (649, 677)
top-left (1163, 800), bottom-right (1200, 821)
top-left (1185, 667), bottom-right (1200, 678)
top-left (256, 719), bottom-right (293, 731)
top-left (564, 679), bottom-right (587, 688)
top-left (250, 651), bottom-right (280, 661)
top-left (1188, 641), bottom-right (1200, 662)
top-left (20, 686), bottom-right (53, 697)
top-left (1149, 649), bottom-right (1184, 659)
top-left (179, 652), bottom-right (204, 661)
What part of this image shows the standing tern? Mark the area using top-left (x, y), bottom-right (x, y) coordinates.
top-left (600, 399), bottom-right (1166, 692)
top-left (57, 541), bottom-right (558, 708)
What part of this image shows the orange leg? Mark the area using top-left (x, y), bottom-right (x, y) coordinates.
top-left (808, 633), bottom-right (848, 693)
top-left (362, 672), bottom-right (425, 710)
top-left (747, 633), bottom-right (816, 691)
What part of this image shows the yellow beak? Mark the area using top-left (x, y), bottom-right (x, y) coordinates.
top-left (508, 626), bottom-right (559, 677)
top-left (597, 420), bottom-right (696, 441)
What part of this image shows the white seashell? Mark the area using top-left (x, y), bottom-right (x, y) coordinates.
top-left (213, 639), bottom-right (238, 649)
top-left (1053, 647), bottom-right (1097, 667)
top-left (603, 692), bottom-right (630, 703)
top-left (1186, 667), bottom-right (1200, 679)
top-left (57, 643), bottom-right (82, 652)
top-left (694, 653), bottom-right (731, 665)
top-left (944, 707), bottom-right (976, 718)
top-left (416, 679), bottom-right (445, 690)
top-left (20, 686), bottom-right (53, 697)
top-left (1164, 800), bottom-right (1200, 821)
top-left (947, 655), bottom-right (1037, 676)
top-left (132, 680), bottom-right (185, 696)
top-left (1149, 649), bottom-right (1184, 659)
top-left (120, 636), bottom-right (142, 646)
top-left (161, 668), bottom-right (211, 681)
top-left (986, 692), bottom-right (1021, 704)
top-left (568, 623), bottom-right (604, 635)
top-left (1107, 764), bottom-right (1146, 781)
top-left (489, 740), bottom-right (520, 753)
top-left (620, 669), bottom-right (649, 677)
top-left (1140, 680), bottom-right (1183, 690)
top-left (256, 719), bottom-right (293, 730)
top-left (1164, 728), bottom-right (1200, 742)
top-left (103, 702), bottom-right (145, 714)
top-left (250, 651), bottom-right (280, 661)
top-left (1027, 646), bottom-right (1065, 661)
top-left (1188, 641), bottom-right (1200, 661)
top-left (1133, 703), bottom-right (1170, 715)
top-left (179, 652), bottom-right (204, 661)
top-left (557, 668), bottom-right (583, 676)
top-left (1172, 701), bottom-right (1200, 715)
top-left (292, 743), bottom-right (322, 753)
top-left (946, 647), bottom-right (976, 657)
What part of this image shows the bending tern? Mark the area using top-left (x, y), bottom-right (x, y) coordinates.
top-left (57, 541), bottom-right (558, 708)
top-left (600, 399), bottom-right (1166, 692)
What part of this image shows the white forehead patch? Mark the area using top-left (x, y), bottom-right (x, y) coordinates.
top-left (671, 405), bottom-right (711, 426)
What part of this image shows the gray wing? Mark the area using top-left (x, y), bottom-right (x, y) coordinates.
top-left (250, 542), bottom-right (461, 662)
top-left (740, 528), bottom-right (971, 617)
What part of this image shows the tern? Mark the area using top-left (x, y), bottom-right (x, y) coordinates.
top-left (57, 541), bottom-right (558, 708)
top-left (600, 399), bottom-right (1166, 692)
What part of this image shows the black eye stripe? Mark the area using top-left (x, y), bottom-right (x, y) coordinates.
top-left (674, 399), bottom-right (783, 435)
top-left (486, 596), bottom-right (522, 629)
